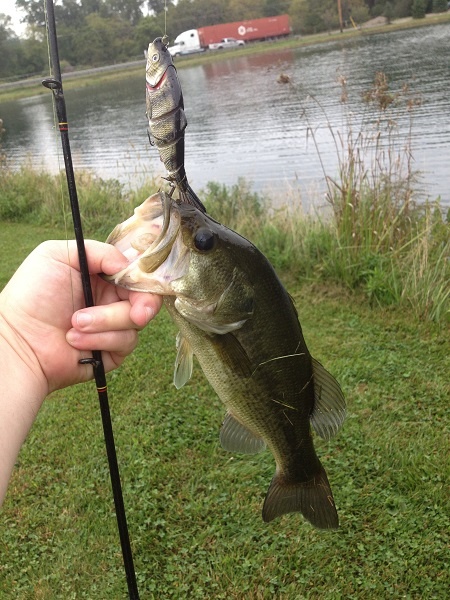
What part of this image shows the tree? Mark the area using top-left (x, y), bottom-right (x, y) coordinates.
top-left (19, 32), bottom-right (48, 74)
top-left (134, 14), bottom-right (166, 53)
top-left (345, 0), bottom-right (370, 25)
top-left (384, 1), bottom-right (394, 21)
top-left (55, 0), bottom-right (85, 28)
top-left (16, 0), bottom-right (46, 28)
top-left (288, 0), bottom-right (309, 34)
top-left (108, 0), bottom-right (144, 24)
top-left (411, 0), bottom-right (427, 17)
top-left (0, 14), bottom-right (21, 78)
top-left (228, 0), bottom-right (266, 21)
top-left (165, 0), bottom-right (200, 33)
top-left (147, 0), bottom-right (173, 15)
top-left (392, 0), bottom-right (413, 18)
top-left (73, 13), bottom-right (135, 65)
top-left (432, 0), bottom-right (448, 11)
top-left (190, 0), bottom-right (231, 26)
top-left (264, 0), bottom-right (291, 16)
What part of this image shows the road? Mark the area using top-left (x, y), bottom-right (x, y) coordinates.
top-left (0, 59), bottom-right (145, 92)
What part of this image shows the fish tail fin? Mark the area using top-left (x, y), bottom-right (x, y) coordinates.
top-left (262, 465), bottom-right (339, 529)
top-left (179, 182), bottom-right (207, 213)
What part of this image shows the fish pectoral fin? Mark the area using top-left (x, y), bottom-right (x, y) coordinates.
top-left (174, 297), bottom-right (248, 334)
top-left (216, 333), bottom-right (253, 379)
top-left (220, 412), bottom-right (266, 454)
top-left (310, 358), bottom-right (346, 440)
top-left (174, 267), bottom-right (253, 335)
top-left (173, 331), bottom-right (194, 389)
top-left (262, 465), bottom-right (339, 529)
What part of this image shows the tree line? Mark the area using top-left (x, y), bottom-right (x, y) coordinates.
top-left (0, 0), bottom-right (447, 79)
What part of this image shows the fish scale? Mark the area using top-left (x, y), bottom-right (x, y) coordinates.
top-left (104, 192), bottom-right (346, 529)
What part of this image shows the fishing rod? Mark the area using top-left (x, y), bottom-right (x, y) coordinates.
top-left (42, 1), bottom-right (140, 598)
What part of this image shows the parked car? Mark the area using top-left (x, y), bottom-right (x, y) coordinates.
top-left (208, 38), bottom-right (246, 51)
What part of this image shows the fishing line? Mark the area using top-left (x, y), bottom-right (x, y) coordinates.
top-left (42, 1), bottom-right (140, 598)
top-left (43, 8), bottom-right (75, 311)
top-left (164, 0), bottom-right (167, 39)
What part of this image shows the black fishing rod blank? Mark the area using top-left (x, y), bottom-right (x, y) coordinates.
top-left (42, 1), bottom-right (140, 598)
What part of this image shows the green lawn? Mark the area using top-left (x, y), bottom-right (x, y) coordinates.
top-left (0, 222), bottom-right (449, 599)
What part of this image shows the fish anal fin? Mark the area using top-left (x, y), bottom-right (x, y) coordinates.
top-left (310, 358), bottom-right (346, 441)
top-left (220, 412), bottom-right (266, 454)
top-left (262, 466), bottom-right (339, 529)
top-left (173, 331), bottom-right (194, 389)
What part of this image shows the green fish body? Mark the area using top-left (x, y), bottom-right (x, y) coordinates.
top-left (104, 192), bottom-right (345, 528)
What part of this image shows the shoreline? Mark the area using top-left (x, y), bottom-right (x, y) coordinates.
top-left (1, 12), bottom-right (449, 102)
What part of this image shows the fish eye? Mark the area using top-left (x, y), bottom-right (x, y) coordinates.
top-left (194, 228), bottom-right (216, 252)
top-left (152, 53), bottom-right (159, 62)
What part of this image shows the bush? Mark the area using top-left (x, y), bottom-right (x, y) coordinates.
top-left (411, 0), bottom-right (427, 18)
top-left (0, 165), bottom-right (157, 238)
top-left (432, 0), bottom-right (448, 12)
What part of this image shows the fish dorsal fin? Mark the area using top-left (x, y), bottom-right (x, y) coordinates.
top-left (173, 332), bottom-right (194, 389)
top-left (310, 358), bottom-right (346, 440)
top-left (220, 412), bottom-right (266, 454)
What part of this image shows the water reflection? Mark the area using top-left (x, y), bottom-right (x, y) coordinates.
top-left (1, 23), bottom-right (449, 207)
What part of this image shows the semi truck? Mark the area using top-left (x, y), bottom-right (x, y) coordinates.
top-left (168, 15), bottom-right (291, 57)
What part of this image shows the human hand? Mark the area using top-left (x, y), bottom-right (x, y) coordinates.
top-left (0, 240), bottom-right (162, 395)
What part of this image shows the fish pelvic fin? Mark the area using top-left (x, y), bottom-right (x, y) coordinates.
top-left (262, 465), bottom-right (339, 529)
top-left (178, 182), bottom-right (207, 213)
top-left (173, 332), bottom-right (194, 389)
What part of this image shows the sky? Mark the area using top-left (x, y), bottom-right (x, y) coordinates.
top-left (2, 0), bottom-right (27, 36)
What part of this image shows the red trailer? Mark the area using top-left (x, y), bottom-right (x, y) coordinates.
top-left (197, 15), bottom-right (291, 47)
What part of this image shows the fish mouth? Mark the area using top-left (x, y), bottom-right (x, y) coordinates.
top-left (102, 191), bottom-right (189, 294)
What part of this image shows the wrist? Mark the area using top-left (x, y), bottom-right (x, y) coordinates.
top-left (0, 311), bottom-right (49, 402)
top-left (0, 312), bottom-right (48, 506)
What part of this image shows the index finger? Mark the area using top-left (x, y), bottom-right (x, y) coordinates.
top-left (37, 240), bottom-right (130, 276)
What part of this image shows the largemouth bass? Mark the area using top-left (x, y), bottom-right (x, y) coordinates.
top-left (104, 192), bottom-right (346, 529)
top-left (146, 37), bottom-right (205, 212)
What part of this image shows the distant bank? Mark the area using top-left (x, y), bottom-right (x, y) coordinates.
top-left (1, 12), bottom-right (449, 102)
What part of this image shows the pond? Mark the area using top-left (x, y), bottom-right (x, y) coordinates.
top-left (1, 22), bottom-right (450, 209)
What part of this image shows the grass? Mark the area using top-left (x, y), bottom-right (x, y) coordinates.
top-left (0, 222), bottom-right (449, 599)
top-left (0, 66), bottom-right (449, 596)
top-left (0, 165), bottom-right (157, 240)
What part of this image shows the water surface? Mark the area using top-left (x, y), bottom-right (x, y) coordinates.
top-left (1, 23), bottom-right (449, 208)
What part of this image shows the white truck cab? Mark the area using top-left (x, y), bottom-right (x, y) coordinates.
top-left (168, 30), bottom-right (204, 57)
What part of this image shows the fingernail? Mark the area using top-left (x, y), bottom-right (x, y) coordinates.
top-left (76, 312), bottom-right (93, 328)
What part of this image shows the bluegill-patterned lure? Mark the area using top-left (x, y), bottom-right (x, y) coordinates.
top-left (146, 37), bottom-right (205, 212)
